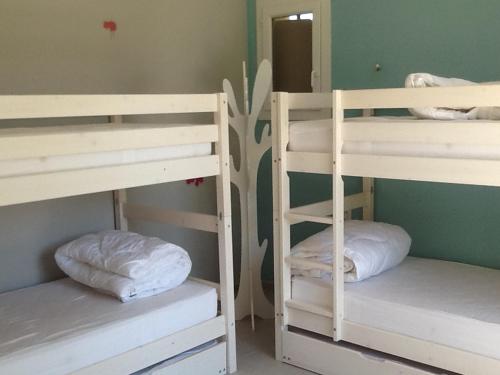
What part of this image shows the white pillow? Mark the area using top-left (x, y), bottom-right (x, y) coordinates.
top-left (291, 220), bottom-right (411, 282)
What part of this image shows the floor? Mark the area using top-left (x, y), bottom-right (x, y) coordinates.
top-left (235, 318), bottom-right (314, 375)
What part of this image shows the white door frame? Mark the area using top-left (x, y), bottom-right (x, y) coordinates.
top-left (256, 0), bottom-right (332, 94)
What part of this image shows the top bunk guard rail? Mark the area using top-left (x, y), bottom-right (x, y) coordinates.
top-left (0, 93), bottom-right (228, 207)
top-left (0, 94), bottom-right (218, 119)
top-left (287, 84), bottom-right (500, 110)
top-left (279, 87), bottom-right (500, 187)
top-left (0, 123), bottom-right (218, 161)
top-left (288, 93), bottom-right (332, 110)
top-left (342, 85), bottom-right (500, 110)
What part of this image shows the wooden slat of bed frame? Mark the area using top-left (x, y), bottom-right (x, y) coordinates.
top-left (342, 85), bottom-right (500, 110)
top-left (283, 331), bottom-right (443, 375)
top-left (124, 203), bottom-right (219, 233)
top-left (0, 123), bottom-right (218, 160)
top-left (343, 321), bottom-right (500, 375)
top-left (288, 194), bottom-right (367, 226)
top-left (287, 151), bottom-right (332, 174)
top-left (0, 155), bottom-right (219, 207)
top-left (343, 154), bottom-right (500, 187)
top-left (73, 316), bottom-right (226, 375)
top-left (0, 94), bottom-right (218, 119)
top-left (343, 119), bottom-right (500, 146)
top-left (288, 92), bottom-right (332, 110)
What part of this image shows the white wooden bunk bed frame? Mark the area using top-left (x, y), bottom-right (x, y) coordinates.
top-left (0, 93), bottom-right (236, 374)
top-left (272, 86), bottom-right (500, 375)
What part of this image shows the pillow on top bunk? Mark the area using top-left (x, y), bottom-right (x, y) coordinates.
top-left (55, 230), bottom-right (192, 302)
top-left (291, 220), bottom-right (411, 282)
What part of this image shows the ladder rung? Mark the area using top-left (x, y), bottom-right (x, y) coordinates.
top-left (286, 211), bottom-right (333, 225)
top-left (285, 256), bottom-right (333, 272)
top-left (285, 299), bottom-right (333, 318)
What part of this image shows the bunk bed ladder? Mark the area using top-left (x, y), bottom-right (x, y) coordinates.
top-left (273, 90), bottom-right (354, 353)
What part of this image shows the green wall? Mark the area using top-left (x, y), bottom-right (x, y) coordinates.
top-left (250, 0), bottom-right (500, 281)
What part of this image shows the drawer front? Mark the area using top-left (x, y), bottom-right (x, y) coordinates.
top-left (149, 342), bottom-right (227, 375)
top-left (283, 331), bottom-right (448, 375)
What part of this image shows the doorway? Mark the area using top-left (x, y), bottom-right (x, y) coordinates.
top-left (258, 0), bottom-right (331, 94)
top-left (272, 13), bottom-right (313, 93)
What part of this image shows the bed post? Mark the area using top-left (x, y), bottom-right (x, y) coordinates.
top-left (214, 93), bottom-right (237, 373)
top-left (332, 90), bottom-right (345, 341)
top-left (361, 110), bottom-right (375, 222)
top-left (272, 92), bottom-right (290, 361)
top-left (362, 178), bottom-right (374, 221)
top-left (110, 115), bottom-right (128, 231)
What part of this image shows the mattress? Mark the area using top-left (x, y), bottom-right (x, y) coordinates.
top-left (292, 256), bottom-right (500, 360)
top-left (289, 118), bottom-right (500, 159)
top-left (0, 278), bottom-right (217, 375)
top-left (0, 143), bottom-right (211, 178)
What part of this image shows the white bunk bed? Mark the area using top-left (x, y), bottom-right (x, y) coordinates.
top-left (272, 86), bottom-right (500, 375)
top-left (0, 94), bottom-right (236, 375)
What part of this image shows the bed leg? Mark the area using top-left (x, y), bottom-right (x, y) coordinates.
top-left (361, 110), bottom-right (375, 222)
top-left (272, 92), bottom-right (291, 361)
top-left (110, 115), bottom-right (129, 232)
top-left (362, 177), bottom-right (374, 221)
top-left (332, 90), bottom-right (345, 341)
top-left (215, 94), bottom-right (237, 373)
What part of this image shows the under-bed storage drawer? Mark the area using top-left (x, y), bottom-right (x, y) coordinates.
top-left (147, 342), bottom-right (226, 375)
top-left (283, 331), bottom-right (450, 375)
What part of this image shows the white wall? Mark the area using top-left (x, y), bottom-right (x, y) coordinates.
top-left (0, 0), bottom-right (247, 292)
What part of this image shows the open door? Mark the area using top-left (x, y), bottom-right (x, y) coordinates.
top-left (272, 14), bottom-right (313, 93)
top-left (258, 0), bottom-right (331, 94)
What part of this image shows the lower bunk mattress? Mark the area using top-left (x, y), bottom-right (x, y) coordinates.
top-left (0, 278), bottom-right (217, 374)
top-left (291, 256), bottom-right (500, 360)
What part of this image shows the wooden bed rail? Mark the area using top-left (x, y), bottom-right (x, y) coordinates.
top-left (123, 203), bottom-right (219, 233)
top-left (0, 94), bottom-right (219, 119)
top-left (287, 188), bottom-right (373, 226)
top-left (287, 93), bottom-right (332, 110)
top-left (285, 85), bottom-right (500, 112)
top-left (342, 84), bottom-right (500, 110)
top-left (0, 123), bottom-right (218, 161)
top-left (343, 119), bottom-right (500, 145)
top-left (0, 155), bottom-right (220, 207)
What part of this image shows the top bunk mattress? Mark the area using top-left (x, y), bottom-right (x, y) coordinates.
top-left (0, 278), bottom-right (217, 375)
top-left (289, 118), bottom-right (500, 159)
top-left (292, 256), bottom-right (500, 360)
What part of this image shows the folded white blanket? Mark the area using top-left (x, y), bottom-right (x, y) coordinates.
top-left (55, 231), bottom-right (192, 302)
top-left (405, 73), bottom-right (500, 120)
top-left (291, 220), bottom-right (411, 282)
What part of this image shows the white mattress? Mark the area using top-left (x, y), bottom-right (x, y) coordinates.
top-left (289, 117), bottom-right (500, 159)
top-left (0, 143), bottom-right (211, 178)
top-left (292, 256), bottom-right (500, 360)
top-left (0, 278), bottom-right (217, 375)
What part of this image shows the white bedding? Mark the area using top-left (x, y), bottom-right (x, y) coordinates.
top-left (289, 118), bottom-right (500, 159)
top-left (292, 256), bottom-right (500, 360)
top-left (0, 278), bottom-right (217, 375)
top-left (406, 73), bottom-right (500, 120)
top-left (55, 231), bottom-right (192, 302)
top-left (291, 221), bottom-right (411, 282)
top-left (0, 143), bottom-right (211, 178)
